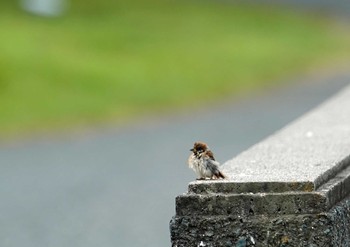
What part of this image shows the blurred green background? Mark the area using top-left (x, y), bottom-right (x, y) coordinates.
top-left (1, 0), bottom-right (350, 137)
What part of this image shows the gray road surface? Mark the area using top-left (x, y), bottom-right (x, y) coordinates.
top-left (0, 73), bottom-right (349, 247)
top-left (239, 0), bottom-right (350, 16)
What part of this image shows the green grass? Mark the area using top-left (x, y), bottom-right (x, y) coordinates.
top-left (0, 0), bottom-right (350, 136)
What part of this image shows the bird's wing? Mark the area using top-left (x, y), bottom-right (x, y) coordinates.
top-left (204, 157), bottom-right (226, 179)
top-left (204, 158), bottom-right (220, 174)
top-left (205, 150), bottom-right (215, 160)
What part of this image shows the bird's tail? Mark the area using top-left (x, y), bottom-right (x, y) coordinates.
top-left (214, 170), bottom-right (226, 179)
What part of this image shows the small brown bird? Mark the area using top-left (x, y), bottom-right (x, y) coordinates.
top-left (188, 142), bottom-right (226, 180)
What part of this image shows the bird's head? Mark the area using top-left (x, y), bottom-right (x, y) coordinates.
top-left (190, 142), bottom-right (208, 155)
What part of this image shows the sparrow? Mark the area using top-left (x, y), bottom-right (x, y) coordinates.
top-left (188, 142), bottom-right (226, 180)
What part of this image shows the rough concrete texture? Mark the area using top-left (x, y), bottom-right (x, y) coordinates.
top-left (170, 85), bottom-right (350, 246)
top-left (170, 194), bottom-right (350, 247)
top-left (221, 85), bottom-right (350, 190)
top-left (188, 180), bottom-right (315, 194)
top-left (183, 161), bottom-right (350, 217)
top-left (175, 192), bottom-right (327, 217)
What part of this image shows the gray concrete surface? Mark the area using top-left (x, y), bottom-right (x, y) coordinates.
top-left (222, 84), bottom-right (350, 188)
top-left (171, 195), bottom-right (350, 247)
top-left (171, 81), bottom-right (350, 247)
top-left (178, 163), bottom-right (350, 218)
top-left (176, 85), bottom-right (350, 218)
top-left (0, 73), bottom-right (349, 247)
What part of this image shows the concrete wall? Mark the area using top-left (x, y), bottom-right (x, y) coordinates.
top-left (170, 84), bottom-right (350, 246)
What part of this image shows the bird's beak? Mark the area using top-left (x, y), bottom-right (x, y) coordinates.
top-left (190, 148), bottom-right (194, 152)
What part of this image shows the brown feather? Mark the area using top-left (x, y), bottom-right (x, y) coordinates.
top-left (205, 150), bottom-right (215, 160)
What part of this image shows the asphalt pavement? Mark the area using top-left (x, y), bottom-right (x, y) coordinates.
top-left (242, 0), bottom-right (350, 16)
top-left (0, 72), bottom-right (349, 247)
